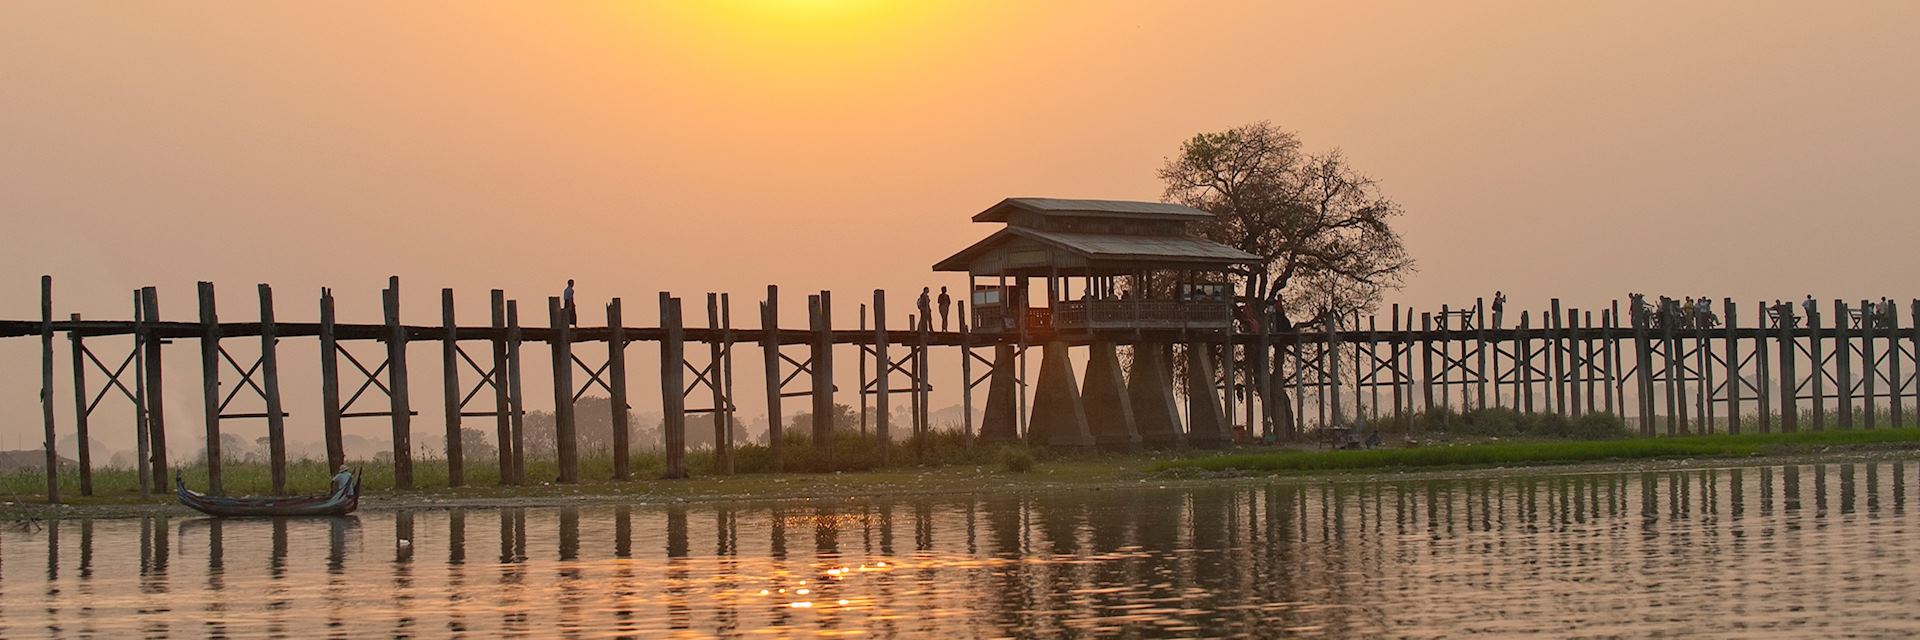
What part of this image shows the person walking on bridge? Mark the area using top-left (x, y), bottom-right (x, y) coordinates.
top-left (938, 286), bottom-right (952, 331)
top-left (917, 287), bottom-right (933, 331)
top-left (564, 279), bottom-right (577, 326)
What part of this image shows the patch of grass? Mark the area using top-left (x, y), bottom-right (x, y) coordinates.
top-left (1371, 407), bottom-right (1634, 440)
top-left (1155, 427), bottom-right (1920, 475)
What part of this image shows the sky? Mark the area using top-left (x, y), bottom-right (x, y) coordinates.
top-left (3, 1), bottom-right (1918, 457)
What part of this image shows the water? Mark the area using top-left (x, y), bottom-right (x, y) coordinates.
top-left (6, 460), bottom-right (1920, 638)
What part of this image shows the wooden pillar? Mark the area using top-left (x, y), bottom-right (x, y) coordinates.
top-left (1476, 299), bottom-right (1489, 411)
top-left (383, 278), bottom-right (413, 490)
top-left (1568, 308), bottom-right (1583, 417)
top-left (1861, 299), bottom-right (1877, 429)
top-left (959, 300), bottom-right (974, 445)
top-left (197, 281), bottom-right (223, 495)
top-left (1892, 302), bottom-right (1906, 430)
top-left (1631, 305), bottom-right (1654, 435)
top-left (809, 292), bottom-right (835, 446)
top-left (1695, 312), bottom-right (1709, 432)
top-left (39, 276), bottom-right (59, 503)
top-left (760, 286), bottom-right (783, 471)
top-left (706, 293), bottom-right (731, 475)
top-left (1777, 301), bottom-right (1797, 433)
top-left (608, 298), bottom-right (630, 480)
top-left (1754, 303), bottom-right (1772, 432)
top-left (721, 295), bottom-right (737, 467)
top-left (259, 285), bottom-right (287, 493)
top-left (440, 288), bottom-right (463, 488)
top-left (319, 288), bottom-right (344, 471)
top-left (1809, 304), bottom-right (1825, 429)
top-left (659, 293), bottom-right (687, 478)
top-left (1437, 305), bottom-right (1450, 416)
top-left (132, 290), bottom-right (151, 498)
top-left (1326, 313), bottom-right (1343, 427)
top-left (916, 309), bottom-right (931, 449)
top-left (506, 300), bottom-right (527, 484)
top-left (1602, 309), bottom-right (1617, 417)
top-left (1723, 299), bottom-right (1740, 434)
top-left (1666, 302), bottom-right (1684, 435)
top-left (1371, 316), bottom-right (1383, 421)
top-left (1420, 313), bottom-right (1435, 414)
top-left (1834, 300), bottom-right (1851, 429)
top-left (548, 296), bottom-right (577, 484)
top-left (67, 313), bottom-right (92, 496)
top-left (858, 305), bottom-right (869, 435)
top-left (871, 292), bottom-right (893, 455)
top-left (1520, 312), bottom-right (1536, 414)
top-left (141, 287), bottom-right (168, 488)
top-left (1550, 299), bottom-right (1566, 417)
top-left (490, 291), bottom-right (513, 483)
top-left (1390, 304), bottom-right (1404, 419)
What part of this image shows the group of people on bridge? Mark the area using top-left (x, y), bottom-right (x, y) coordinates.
top-left (1630, 293), bottom-right (1722, 330)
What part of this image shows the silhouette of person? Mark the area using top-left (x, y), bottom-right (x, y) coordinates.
top-left (917, 287), bottom-right (932, 331)
top-left (564, 279), bottom-right (577, 326)
top-left (937, 286), bottom-right (952, 331)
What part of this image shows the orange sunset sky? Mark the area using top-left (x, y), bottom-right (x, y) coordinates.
top-left (4, 1), bottom-right (1918, 454)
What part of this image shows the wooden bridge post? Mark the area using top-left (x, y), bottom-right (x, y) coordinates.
top-left (1326, 313), bottom-right (1343, 427)
top-left (383, 278), bottom-right (413, 489)
top-left (608, 298), bottom-right (630, 480)
top-left (1520, 312), bottom-right (1536, 415)
top-left (197, 281), bottom-right (223, 495)
top-left (1420, 313), bottom-right (1435, 415)
top-left (1586, 310), bottom-right (1599, 415)
top-left (760, 286), bottom-right (784, 470)
top-left (1631, 305), bottom-right (1654, 435)
top-left (1834, 300), bottom-right (1851, 429)
top-left (1603, 309), bottom-right (1618, 417)
top-left (140, 287), bottom-right (168, 489)
top-left (1695, 311), bottom-right (1709, 432)
top-left (1371, 315), bottom-right (1383, 421)
top-left (917, 305), bottom-right (931, 450)
top-left (1224, 307), bottom-right (1238, 432)
top-left (319, 288), bottom-right (345, 471)
top-left (1662, 302), bottom-right (1681, 435)
top-left (659, 293), bottom-right (687, 479)
top-left (706, 293), bottom-right (732, 475)
top-left (1568, 307), bottom-right (1583, 417)
top-left (506, 300), bottom-right (527, 484)
top-left (1390, 304), bottom-right (1404, 419)
top-left (1777, 301), bottom-right (1797, 433)
top-left (1476, 299), bottom-right (1489, 411)
top-left (1610, 301), bottom-right (1624, 416)
top-left (548, 296), bottom-right (578, 483)
top-left (858, 305), bottom-right (869, 435)
top-left (1723, 299), bottom-right (1740, 434)
top-left (959, 301), bottom-right (974, 445)
top-left (1754, 303), bottom-right (1772, 432)
top-left (441, 288), bottom-right (463, 487)
top-left (1892, 302), bottom-right (1906, 429)
top-left (1809, 303), bottom-right (1825, 429)
top-left (722, 295), bottom-right (737, 463)
top-left (39, 277), bottom-right (65, 503)
top-left (1861, 299), bottom-right (1877, 429)
top-left (490, 291), bottom-right (513, 483)
top-left (67, 313), bottom-right (92, 496)
top-left (1551, 299), bottom-right (1567, 417)
top-left (1438, 304), bottom-right (1451, 416)
top-left (259, 285), bottom-right (287, 493)
top-left (132, 290), bottom-right (151, 497)
top-left (809, 292), bottom-right (836, 447)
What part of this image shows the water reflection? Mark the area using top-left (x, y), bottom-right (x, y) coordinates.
top-left (8, 461), bottom-right (1920, 637)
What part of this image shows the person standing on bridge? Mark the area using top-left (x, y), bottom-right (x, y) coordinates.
top-left (918, 287), bottom-right (933, 331)
top-left (564, 279), bottom-right (577, 326)
top-left (937, 286), bottom-right (952, 331)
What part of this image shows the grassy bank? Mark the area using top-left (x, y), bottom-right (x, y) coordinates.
top-left (1155, 428), bottom-right (1920, 474)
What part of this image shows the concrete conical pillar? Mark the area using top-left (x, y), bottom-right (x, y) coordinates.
top-left (1028, 340), bottom-right (1095, 449)
top-left (1082, 341), bottom-right (1139, 451)
top-left (978, 344), bottom-right (1020, 444)
top-left (1129, 342), bottom-right (1184, 448)
top-left (1185, 343), bottom-right (1231, 448)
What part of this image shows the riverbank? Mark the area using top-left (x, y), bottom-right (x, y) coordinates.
top-left (8, 428), bottom-right (1920, 519)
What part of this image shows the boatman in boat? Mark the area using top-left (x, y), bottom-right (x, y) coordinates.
top-left (331, 465), bottom-right (355, 495)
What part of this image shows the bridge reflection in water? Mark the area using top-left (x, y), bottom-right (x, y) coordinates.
top-left (4, 460), bottom-right (1919, 637)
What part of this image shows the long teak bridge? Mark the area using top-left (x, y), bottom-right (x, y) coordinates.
top-left (9, 198), bottom-right (1920, 503)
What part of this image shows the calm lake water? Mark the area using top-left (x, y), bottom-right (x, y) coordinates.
top-left (6, 460), bottom-right (1920, 638)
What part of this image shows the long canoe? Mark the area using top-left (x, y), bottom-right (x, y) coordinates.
top-left (175, 471), bottom-right (361, 517)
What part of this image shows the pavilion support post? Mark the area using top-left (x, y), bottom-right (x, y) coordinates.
top-left (140, 287), bottom-right (168, 489)
top-left (67, 313), bottom-right (92, 496)
top-left (40, 276), bottom-right (58, 503)
top-left (197, 281), bottom-right (223, 495)
top-left (760, 286), bottom-right (784, 471)
top-left (383, 278), bottom-right (413, 490)
top-left (490, 291), bottom-right (513, 483)
top-left (259, 285), bottom-right (287, 493)
top-left (506, 300), bottom-right (527, 484)
top-left (1721, 300), bottom-right (1741, 433)
top-left (440, 288), bottom-right (463, 488)
top-left (608, 298), bottom-right (630, 480)
top-left (319, 288), bottom-right (344, 471)
top-left (1030, 340), bottom-right (1095, 449)
top-left (1129, 343), bottom-right (1183, 448)
top-left (548, 297), bottom-right (577, 484)
top-left (980, 344), bottom-right (1021, 443)
top-left (659, 293), bottom-right (687, 479)
top-left (1835, 300), bottom-right (1853, 429)
top-left (1184, 341), bottom-right (1231, 448)
top-left (873, 291), bottom-right (891, 460)
top-left (1083, 340), bottom-right (1139, 451)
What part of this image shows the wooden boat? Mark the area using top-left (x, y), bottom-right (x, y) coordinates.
top-left (175, 470), bottom-right (361, 517)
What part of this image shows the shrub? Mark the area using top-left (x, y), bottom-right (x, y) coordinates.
top-left (1001, 446), bottom-right (1035, 473)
